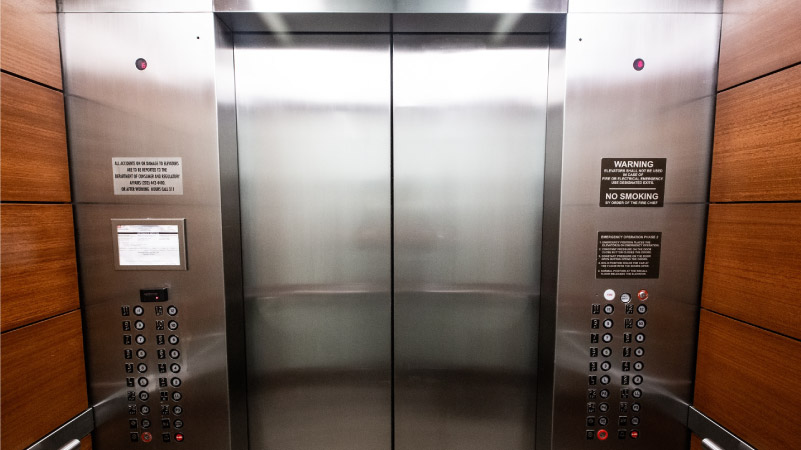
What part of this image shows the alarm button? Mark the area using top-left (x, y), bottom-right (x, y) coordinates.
top-left (597, 429), bottom-right (609, 441)
top-left (637, 290), bottom-right (649, 301)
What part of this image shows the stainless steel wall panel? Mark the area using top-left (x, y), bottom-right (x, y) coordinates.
top-left (545, 13), bottom-right (720, 450)
top-left (61, 13), bottom-right (244, 450)
top-left (393, 34), bottom-right (549, 450)
top-left (568, 0), bottom-right (722, 14)
top-left (61, 13), bottom-right (221, 207)
top-left (234, 34), bottom-right (392, 450)
top-left (59, 0), bottom-right (212, 13)
top-left (215, 0), bottom-right (566, 13)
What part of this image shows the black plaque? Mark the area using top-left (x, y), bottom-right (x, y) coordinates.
top-left (600, 158), bottom-right (666, 207)
top-left (596, 232), bottom-right (662, 279)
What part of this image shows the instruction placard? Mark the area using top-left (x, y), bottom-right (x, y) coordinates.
top-left (596, 232), bottom-right (662, 279)
top-left (117, 224), bottom-right (181, 266)
top-left (600, 158), bottom-right (666, 207)
top-left (113, 157), bottom-right (183, 195)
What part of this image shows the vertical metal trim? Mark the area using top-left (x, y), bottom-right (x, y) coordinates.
top-left (536, 14), bottom-right (566, 450)
top-left (389, 16), bottom-right (396, 450)
top-left (214, 16), bottom-right (249, 450)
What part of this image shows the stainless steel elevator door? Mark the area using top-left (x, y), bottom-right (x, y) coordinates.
top-left (393, 35), bottom-right (548, 450)
top-left (234, 35), bottom-right (392, 450)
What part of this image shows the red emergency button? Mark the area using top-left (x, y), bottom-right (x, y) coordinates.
top-left (141, 432), bottom-right (153, 443)
top-left (630, 430), bottom-right (640, 439)
top-left (175, 433), bottom-right (184, 442)
top-left (637, 289), bottom-right (649, 301)
top-left (597, 429), bottom-right (609, 441)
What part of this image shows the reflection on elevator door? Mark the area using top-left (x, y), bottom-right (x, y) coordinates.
top-left (236, 34), bottom-right (547, 450)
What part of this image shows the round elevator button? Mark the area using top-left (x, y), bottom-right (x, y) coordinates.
top-left (633, 375), bottom-right (643, 385)
top-left (139, 391), bottom-right (149, 401)
top-left (632, 389), bottom-right (642, 399)
top-left (173, 405), bottom-right (183, 415)
top-left (133, 306), bottom-right (145, 316)
top-left (633, 361), bottom-right (644, 371)
top-left (602, 319), bottom-right (614, 329)
top-left (170, 377), bottom-right (182, 387)
top-left (136, 349), bottom-right (147, 359)
top-left (167, 306), bottom-right (178, 316)
top-left (634, 347), bottom-right (645, 357)
top-left (137, 363), bottom-right (148, 373)
top-left (603, 304), bottom-right (614, 314)
top-left (172, 391), bottom-right (182, 401)
top-left (635, 333), bottom-right (646, 343)
top-left (599, 403), bottom-right (609, 413)
top-left (600, 361), bottom-right (612, 371)
top-left (135, 335), bottom-right (146, 345)
top-left (140, 405), bottom-right (151, 415)
top-left (620, 293), bottom-right (632, 304)
top-left (598, 416), bottom-right (608, 427)
top-left (637, 290), bottom-right (649, 301)
top-left (631, 403), bottom-right (641, 412)
top-left (134, 320), bottom-right (145, 330)
top-left (603, 289), bottom-right (616, 301)
top-left (636, 319), bottom-right (647, 329)
top-left (167, 321), bottom-right (179, 331)
top-left (637, 304), bottom-right (647, 314)
top-left (169, 349), bottom-right (180, 359)
top-left (168, 335), bottom-right (179, 345)
top-left (602, 333), bottom-right (613, 343)
top-left (601, 347), bottom-right (612, 357)
top-left (138, 377), bottom-right (148, 387)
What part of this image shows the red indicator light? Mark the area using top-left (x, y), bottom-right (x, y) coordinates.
top-left (597, 429), bottom-right (609, 441)
top-left (135, 58), bottom-right (148, 71)
top-left (633, 58), bottom-right (645, 71)
top-left (637, 289), bottom-right (649, 301)
top-left (175, 433), bottom-right (184, 442)
top-left (630, 430), bottom-right (640, 439)
top-left (141, 432), bottom-right (153, 443)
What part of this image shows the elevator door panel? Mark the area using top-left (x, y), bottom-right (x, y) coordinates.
top-left (393, 34), bottom-right (548, 450)
top-left (234, 35), bottom-right (391, 450)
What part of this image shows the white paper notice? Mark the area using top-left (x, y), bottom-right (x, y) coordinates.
top-left (112, 157), bottom-right (183, 195)
top-left (117, 225), bottom-right (181, 266)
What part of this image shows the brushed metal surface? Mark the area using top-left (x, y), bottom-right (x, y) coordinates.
top-left (58, 0), bottom-right (212, 13)
top-left (568, 0), bottom-right (721, 13)
top-left (215, 0), bottom-right (565, 13)
top-left (234, 34), bottom-right (392, 450)
top-left (546, 13), bottom-right (720, 450)
top-left (393, 34), bottom-right (548, 450)
top-left (61, 13), bottom-right (244, 450)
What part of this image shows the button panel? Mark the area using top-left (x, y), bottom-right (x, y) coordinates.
top-left (122, 295), bottom-right (185, 444)
top-left (587, 288), bottom-right (647, 441)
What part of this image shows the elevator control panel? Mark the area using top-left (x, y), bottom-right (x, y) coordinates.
top-left (586, 288), bottom-right (649, 442)
top-left (121, 289), bottom-right (186, 444)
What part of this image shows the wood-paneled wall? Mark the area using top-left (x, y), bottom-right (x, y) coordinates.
top-left (695, 0), bottom-right (801, 448)
top-left (1, 0), bottom-right (91, 449)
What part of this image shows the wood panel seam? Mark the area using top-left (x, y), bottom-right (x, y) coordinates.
top-left (717, 60), bottom-right (801, 94)
top-left (0, 68), bottom-right (63, 93)
top-left (699, 307), bottom-right (801, 344)
top-left (0, 307), bottom-right (83, 336)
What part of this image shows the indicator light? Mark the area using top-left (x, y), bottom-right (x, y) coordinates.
top-left (633, 58), bottom-right (645, 71)
top-left (135, 58), bottom-right (148, 70)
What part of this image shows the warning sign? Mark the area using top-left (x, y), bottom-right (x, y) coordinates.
top-left (600, 158), bottom-right (666, 207)
top-left (112, 157), bottom-right (183, 195)
top-left (596, 232), bottom-right (662, 279)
